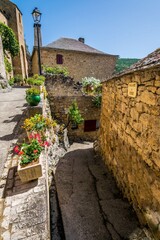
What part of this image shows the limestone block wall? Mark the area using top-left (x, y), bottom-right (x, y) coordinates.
top-left (0, 0), bottom-right (28, 79)
top-left (32, 48), bottom-right (117, 82)
top-left (99, 67), bottom-right (160, 238)
top-left (0, 12), bottom-right (7, 24)
top-left (0, 35), bottom-right (6, 79)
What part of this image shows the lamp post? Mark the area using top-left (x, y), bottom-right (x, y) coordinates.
top-left (32, 7), bottom-right (42, 75)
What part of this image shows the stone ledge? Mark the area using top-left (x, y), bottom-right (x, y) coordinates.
top-left (0, 98), bottom-right (51, 240)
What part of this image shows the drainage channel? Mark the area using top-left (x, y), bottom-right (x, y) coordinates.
top-left (49, 174), bottom-right (66, 240)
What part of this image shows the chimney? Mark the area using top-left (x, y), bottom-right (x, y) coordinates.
top-left (78, 37), bottom-right (85, 44)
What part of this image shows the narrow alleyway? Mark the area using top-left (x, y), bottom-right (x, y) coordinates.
top-left (55, 142), bottom-right (152, 240)
top-left (0, 87), bottom-right (27, 178)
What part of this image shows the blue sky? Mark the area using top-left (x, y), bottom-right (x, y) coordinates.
top-left (11, 0), bottom-right (160, 58)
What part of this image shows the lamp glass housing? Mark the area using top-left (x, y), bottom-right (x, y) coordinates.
top-left (32, 7), bottom-right (41, 23)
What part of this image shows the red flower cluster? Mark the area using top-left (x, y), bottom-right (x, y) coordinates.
top-left (29, 133), bottom-right (41, 142)
top-left (13, 145), bottom-right (20, 154)
top-left (29, 132), bottom-right (50, 147)
top-left (18, 151), bottom-right (24, 155)
top-left (42, 141), bottom-right (50, 147)
top-left (13, 132), bottom-right (50, 156)
top-left (33, 149), bottom-right (38, 154)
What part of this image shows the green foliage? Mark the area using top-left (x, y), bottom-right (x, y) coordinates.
top-left (0, 22), bottom-right (19, 57)
top-left (27, 78), bottom-right (43, 86)
top-left (8, 78), bottom-right (14, 86)
top-left (68, 101), bottom-right (84, 125)
top-left (13, 74), bottom-right (23, 83)
top-left (115, 58), bottom-right (140, 73)
top-left (82, 77), bottom-right (102, 108)
top-left (82, 77), bottom-right (102, 95)
top-left (4, 56), bottom-right (12, 73)
top-left (32, 74), bottom-right (45, 81)
top-left (26, 87), bottom-right (40, 96)
top-left (43, 66), bottom-right (69, 76)
top-left (20, 139), bottom-right (43, 165)
top-left (23, 114), bottom-right (57, 132)
top-left (92, 95), bottom-right (102, 108)
top-left (26, 74), bottom-right (45, 86)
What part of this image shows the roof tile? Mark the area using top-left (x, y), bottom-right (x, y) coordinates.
top-left (45, 37), bottom-right (113, 55)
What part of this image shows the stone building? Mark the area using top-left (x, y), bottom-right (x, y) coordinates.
top-left (45, 74), bottom-right (101, 141)
top-left (32, 37), bottom-right (117, 82)
top-left (98, 48), bottom-right (160, 239)
top-left (0, 0), bottom-right (28, 79)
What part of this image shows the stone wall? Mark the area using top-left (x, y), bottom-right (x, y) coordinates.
top-left (45, 75), bottom-right (101, 141)
top-left (0, 35), bottom-right (6, 80)
top-left (98, 67), bottom-right (160, 239)
top-left (0, 11), bottom-right (7, 24)
top-left (32, 48), bottom-right (117, 82)
top-left (0, 0), bottom-right (28, 79)
top-left (0, 35), bottom-right (11, 91)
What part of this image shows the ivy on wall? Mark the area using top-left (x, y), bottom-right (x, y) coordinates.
top-left (0, 22), bottom-right (19, 57)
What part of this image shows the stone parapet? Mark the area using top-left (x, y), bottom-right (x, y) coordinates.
top-left (45, 74), bottom-right (101, 141)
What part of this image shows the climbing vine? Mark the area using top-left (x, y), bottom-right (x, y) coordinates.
top-left (4, 56), bottom-right (12, 73)
top-left (0, 22), bottom-right (19, 57)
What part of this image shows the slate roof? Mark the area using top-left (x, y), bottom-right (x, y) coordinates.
top-left (45, 38), bottom-right (113, 56)
top-left (111, 48), bottom-right (160, 79)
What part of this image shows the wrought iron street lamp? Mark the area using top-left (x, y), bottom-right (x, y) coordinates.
top-left (32, 7), bottom-right (42, 75)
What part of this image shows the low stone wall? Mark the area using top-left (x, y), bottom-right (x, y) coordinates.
top-left (98, 67), bottom-right (160, 239)
top-left (0, 97), bottom-right (51, 240)
top-left (45, 75), bottom-right (101, 141)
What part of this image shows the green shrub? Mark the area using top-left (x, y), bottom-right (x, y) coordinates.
top-left (33, 74), bottom-right (45, 81)
top-left (14, 74), bottom-right (23, 83)
top-left (82, 77), bottom-right (101, 94)
top-left (26, 88), bottom-right (40, 96)
top-left (43, 66), bottom-right (69, 76)
top-left (0, 22), bottom-right (19, 56)
top-left (27, 78), bottom-right (43, 86)
top-left (92, 95), bottom-right (102, 108)
top-left (68, 100), bottom-right (84, 125)
top-left (82, 77), bottom-right (102, 108)
top-left (8, 78), bottom-right (14, 86)
top-left (26, 74), bottom-right (45, 86)
top-left (4, 56), bottom-right (12, 73)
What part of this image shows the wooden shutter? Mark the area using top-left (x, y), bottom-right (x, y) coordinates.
top-left (84, 120), bottom-right (97, 132)
top-left (56, 54), bottom-right (63, 64)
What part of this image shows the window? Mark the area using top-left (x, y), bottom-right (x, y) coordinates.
top-left (84, 120), bottom-right (99, 132)
top-left (56, 54), bottom-right (63, 64)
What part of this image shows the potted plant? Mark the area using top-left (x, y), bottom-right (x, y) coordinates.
top-left (82, 77), bottom-right (102, 108)
top-left (26, 74), bottom-right (45, 90)
top-left (67, 100), bottom-right (84, 129)
top-left (26, 88), bottom-right (41, 106)
top-left (17, 139), bottom-right (44, 182)
top-left (22, 114), bottom-right (57, 140)
top-left (82, 77), bottom-right (101, 95)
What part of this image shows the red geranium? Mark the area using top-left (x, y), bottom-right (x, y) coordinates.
top-left (13, 145), bottom-right (20, 154)
top-left (33, 149), bottom-right (38, 154)
top-left (18, 151), bottom-right (24, 155)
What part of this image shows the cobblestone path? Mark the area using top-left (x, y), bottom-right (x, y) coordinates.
top-left (55, 142), bottom-right (153, 240)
